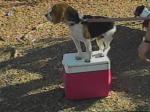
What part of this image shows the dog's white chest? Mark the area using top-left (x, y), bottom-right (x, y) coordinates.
top-left (69, 24), bottom-right (85, 41)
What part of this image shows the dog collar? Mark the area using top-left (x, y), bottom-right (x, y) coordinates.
top-left (140, 8), bottom-right (150, 17)
top-left (68, 19), bottom-right (82, 26)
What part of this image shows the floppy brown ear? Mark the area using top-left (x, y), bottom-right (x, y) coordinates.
top-left (51, 3), bottom-right (71, 23)
top-left (51, 5), bottom-right (63, 23)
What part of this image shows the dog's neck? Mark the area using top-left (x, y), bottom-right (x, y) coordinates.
top-left (140, 7), bottom-right (150, 17)
top-left (67, 14), bottom-right (84, 26)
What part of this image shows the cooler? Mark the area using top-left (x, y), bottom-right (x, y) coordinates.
top-left (62, 51), bottom-right (112, 100)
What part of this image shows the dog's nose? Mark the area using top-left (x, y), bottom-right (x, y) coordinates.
top-left (45, 14), bottom-right (48, 17)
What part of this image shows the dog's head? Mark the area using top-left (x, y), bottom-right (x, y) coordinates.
top-left (134, 5), bottom-right (150, 17)
top-left (45, 3), bottom-right (80, 25)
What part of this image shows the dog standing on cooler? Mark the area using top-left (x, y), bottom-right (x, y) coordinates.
top-left (45, 3), bottom-right (116, 62)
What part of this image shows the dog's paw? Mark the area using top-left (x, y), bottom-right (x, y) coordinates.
top-left (75, 56), bottom-right (82, 60)
top-left (96, 53), bottom-right (104, 58)
top-left (84, 59), bottom-right (90, 63)
top-left (99, 53), bottom-right (104, 57)
top-left (92, 53), bottom-right (104, 58)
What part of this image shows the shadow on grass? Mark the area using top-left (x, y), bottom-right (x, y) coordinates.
top-left (0, 38), bottom-right (76, 83)
top-left (0, 37), bottom-right (99, 111)
top-left (0, 25), bottom-right (150, 111)
top-left (0, 87), bottom-right (100, 112)
top-left (0, 39), bottom-right (97, 112)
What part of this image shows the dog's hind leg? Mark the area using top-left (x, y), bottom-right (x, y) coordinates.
top-left (84, 39), bottom-right (92, 62)
top-left (96, 38), bottom-right (105, 57)
top-left (103, 26), bottom-right (116, 56)
top-left (103, 35), bottom-right (113, 56)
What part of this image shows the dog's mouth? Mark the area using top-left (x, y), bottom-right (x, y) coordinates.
top-left (45, 13), bottom-right (61, 24)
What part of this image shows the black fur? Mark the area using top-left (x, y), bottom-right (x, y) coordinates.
top-left (81, 15), bottom-right (114, 38)
top-left (134, 5), bottom-right (145, 17)
top-left (66, 8), bottom-right (80, 24)
top-left (67, 13), bottom-right (115, 37)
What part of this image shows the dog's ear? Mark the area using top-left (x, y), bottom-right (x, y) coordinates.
top-left (50, 4), bottom-right (61, 23)
top-left (50, 3), bottom-right (69, 23)
top-left (134, 5), bottom-right (145, 17)
top-left (65, 7), bottom-right (80, 23)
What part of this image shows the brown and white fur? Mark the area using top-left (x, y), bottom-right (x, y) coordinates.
top-left (134, 5), bottom-right (150, 63)
top-left (45, 3), bottom-right (116, 62)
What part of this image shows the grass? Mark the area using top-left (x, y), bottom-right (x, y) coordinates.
top-left (0, 0), bottom-right (150, 111)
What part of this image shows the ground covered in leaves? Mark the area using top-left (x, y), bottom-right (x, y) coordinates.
top-left (0, 0), bottom-right (150, 112)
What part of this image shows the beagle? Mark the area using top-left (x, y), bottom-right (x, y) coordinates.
top-left (45, 3), bottom-right (116, 62)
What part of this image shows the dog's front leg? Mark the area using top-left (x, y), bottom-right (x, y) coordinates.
top-left (72, 38), bottom-right (82, 60)
top-left (96, 38), bottom-right (105, 57)
top-left (84, 39), bottom-right (92, 62)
